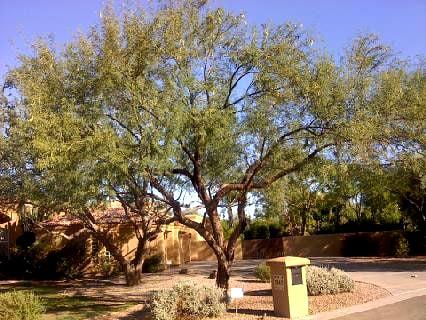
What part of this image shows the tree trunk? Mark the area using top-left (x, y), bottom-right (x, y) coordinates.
top-left (124, 261), bottom-right (143, 286)
top-left (91, 230), bottom-right (145, 286)
top-left (216, 258), bottom-right (230, 290)
top-left (125, 237), bottom-right (147, 286)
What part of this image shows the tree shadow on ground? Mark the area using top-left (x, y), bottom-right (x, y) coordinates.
top-left (227, 308), bottom-right (275, 317)
top-left (238, 279), bottom-right (266, 284)
top-left (0, 282), bottom-right (137, 319)
top-left (117, 309), bottom-right (151, 320)
top-left (244, 289), bottom-right (272, 296)
top-left (312, 257), bottom-right (426, 272)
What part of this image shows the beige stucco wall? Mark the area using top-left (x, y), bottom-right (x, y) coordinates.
top-left (190, 240), bottom-right (243, 261)
top-left (282, 233), bottom-right (347, 257)
top-left (33, 215), bottom-right (208, 269)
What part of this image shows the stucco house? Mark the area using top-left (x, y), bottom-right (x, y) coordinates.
top-left (0, 201), bottom-right (221, 272)
top-left (40, 202), bottom-right (209, 267)
top-left (0, 205), bottom-right (21, 258)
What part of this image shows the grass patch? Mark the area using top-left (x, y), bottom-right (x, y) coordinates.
top-left (0, 283), bottom-right (135, 320)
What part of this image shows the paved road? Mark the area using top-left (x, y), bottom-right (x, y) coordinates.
top-left (185, 257), bottom-right (426, 296)
top-left (332, 295), bottom-right (426, 320)
top-left (308, 257), bottom-right (426, 296)
top-left (185, 257), bottom-right (426, 320)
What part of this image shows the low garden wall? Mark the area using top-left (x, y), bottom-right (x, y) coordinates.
top-left (190, 230), bottom-right (421, 261)
top-left (191, 240), bottom-right (243, 261)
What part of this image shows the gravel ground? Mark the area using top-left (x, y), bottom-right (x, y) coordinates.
top-left (94, 271), bottom-right (390, 320)
top-left (224, 279), bottom-right (390, 319)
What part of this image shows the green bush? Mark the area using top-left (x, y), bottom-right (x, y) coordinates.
top-left (150, 281), bottom-right (226, 320)
top-left (0, 291), bottom-right (45, 320)
top-left (392, 234), bottom-right (410, 257)
top-left (306, 265), bottom-right (354, 296)
top-left (254, 262), bottom-right (271, 282)
top-left (94, 255), bottom-right (120, 278)
top-left (0, 235), bottom-right (88, 280)
top-left (244, 221), bottom-right (270, 239)
top-left (143, 254), bottom-right (165, 273)
top-left (268, 223), bottom-right (284, 238)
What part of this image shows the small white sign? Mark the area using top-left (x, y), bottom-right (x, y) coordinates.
top-left (230, 287), bottom-right (244, 299)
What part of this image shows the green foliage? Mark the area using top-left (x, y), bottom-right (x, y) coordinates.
top-left (268, 222), bottom-right (285, 238)
top-left (254, 262), bottom-right (271, 282)
top-left (0, 284), bottom-right (136, 320)
top-left (0, 291), bottom-right (45, 320)
top-left (94, 256), bottom-right (120, 278)
top-left (306, 266), bottom-right (354, 296)
top-left (0, 236), bottom-right (88, 280)
top-left (221, 220), bottom-right (236, 240)
top-left (16, 232), bottom-right (36, 250)
top-left (244, 219), bottom-right (286, 239)
top-left (330, 268), bottom-right (355, 293)
top-left (1, 0), bottom-right (425, 289)
top-left (150, 281), bottom-right (226, 320)
top-left (244, 221), bottom-right (270, 239)
top-left (142, 254), bottom-right (165, 273)
top-left (392, 234), bottom-right (410, 257)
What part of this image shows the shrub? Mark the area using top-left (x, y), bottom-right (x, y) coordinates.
top-left (254, 262), bottom-right (271, 282)
top-left (268, 223), bottom-right (284, 238)
top-left (0, 235), bottom-right (88, 280)
top-left (392, 234), bottom-right (410, 257)
top-left (150, 281), bottom-right (226, 320)
top-left (306, 265), bottom-right (354, 296)
top-left (404, 231), bottom-right (426, 255)
top-left (16, 232), bottom-right (36, 250)
top-left (143, 254), bottom-right (165, 273)
top-left (151, 288), bottom-right (178, 320)
top-left (0, 290), bottom-right (45, 320)
top-left (94, 255), bottom-right (120, 278)
top-left (244, 221), bottom-right (270, 240)
top-left (330, 268), bottom-right (355, 293)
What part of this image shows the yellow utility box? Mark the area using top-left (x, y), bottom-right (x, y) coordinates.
top-left (266, 256), bottom-right (310, 318)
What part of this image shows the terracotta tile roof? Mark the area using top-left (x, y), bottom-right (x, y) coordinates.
top-left (41, 207), bottom-right (150, 227)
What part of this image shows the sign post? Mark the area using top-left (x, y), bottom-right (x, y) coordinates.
top-left (229, 287), bottom-right (244, 314)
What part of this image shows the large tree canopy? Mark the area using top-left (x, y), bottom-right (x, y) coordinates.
top-left (2, 0), bottom-right (424, 288)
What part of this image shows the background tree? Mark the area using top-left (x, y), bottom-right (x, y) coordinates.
top-left (2, 6), bottom-right (177, 285)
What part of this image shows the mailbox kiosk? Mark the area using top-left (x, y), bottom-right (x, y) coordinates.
top-left (266, 256), bottom-right (310, 318)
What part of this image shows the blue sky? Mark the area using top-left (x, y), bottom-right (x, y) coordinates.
top-left (1, 0), bottom-right (425, 82)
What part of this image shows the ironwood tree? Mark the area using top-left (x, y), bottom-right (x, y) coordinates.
top-left (2, 1), bottom-right (424, 289)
